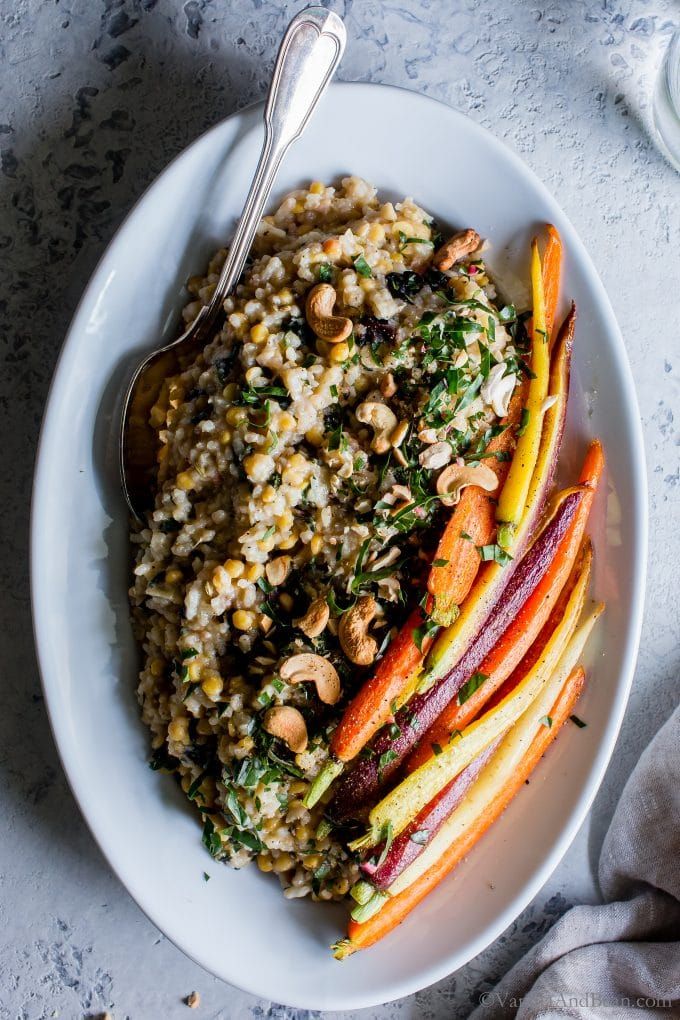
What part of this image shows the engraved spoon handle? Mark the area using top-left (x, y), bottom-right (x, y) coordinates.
top-left (205, 7), bottom-right (346, 319)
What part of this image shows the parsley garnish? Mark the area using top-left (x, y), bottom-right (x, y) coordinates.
top-left (412, 616), bottom-right (439, 652)
top-left (318, 262), bottom-right (332, 282)
top-left (398, 230), bottom-right (434, 251)
top-left (375, 821), bottom-right (394, 869)
top-left (377, 749), bottom-right (398, 779)
top-left (458, 671), bottom-right (488, 705)
top-left (354, 255), bottom-right (373, 278)
top-left (479, 543), bottom-right (513, 566)
top-left (201, 816), bottom-right (223, 858)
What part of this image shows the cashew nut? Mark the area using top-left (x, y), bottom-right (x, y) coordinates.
top-left (418, 427), bottom-right (439, 444)
top-left (305, 284), bottom-right (353, 344)
top-left (419, 441), bottom-right (452, 470)
top-left (389, 483), bottom-right (412, 504)
top-left (279, 652), bottom-right (341, 705)
top-left (436, 461), bottom-right (499, 506)
top-left (390, 420), bottom-right (409, 449)
top-left (263, 705), bottom-right (308, 753)
top-left (293, 597), bottom-right (330, 638)
top-left (481, 363), bottom-right (516, 418)
top-left (380, 372), bottom-right (397, 398)
top-left (377, 576), bottom-right (401, 602)
top-left (355, 401), bottom-right (398, 455)
top-left (265, 555), bottom-right (291, 587)
top-left (338, 595), bottom-right (378, 666)
top-left (432, 229), bottom-right (481, 271)
top-left (368, 545), bottom-right (401, 572)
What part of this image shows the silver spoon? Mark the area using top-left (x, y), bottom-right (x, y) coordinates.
top-left (120, 7), bottom-right (346, 520)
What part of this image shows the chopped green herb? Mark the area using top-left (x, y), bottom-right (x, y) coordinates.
top-left (398, 230), bottom-right (434, 251)
top-left (201, 816), bottom-right (223, 858)
top-left (412, 616), bottom-right (439, 652)
top-left (479, 543), bottom-right (513, 566)
top-left (431, 742), bottom-right (443, 756)
top-left (318, 262), bottom-right (333, 282)
top-left (377, 749), bottom-right (399, 778)
top-left (316, 818), bottom-right (333, 839)
top-left (187, 770), bottom-right (208, 802)
top-left (375, 820), bottom-right (394, 869)
top-left (518, 408), bottom-right (530, 437)
top-left (203, 871), bottom-right (211, 881)
top-left (458, 671), bottom-right (488, 705)
top-left (540, 715), bottom-right (553, 729)
top-left (326, 588), bottom-right (356, 616)
top-left (224, 787), bottom-right (248, 826)
top-left (231, 828), bottom-right (264, 853)
top-left (433, 558), bottom-right (449, 567)
top-left (570, 714), bottom-right (587, 728)
top-left (478, 341), bottom-right (492, 379)
top-left (354, 255), bottom-right (373, 278)
top-left (182, 681), bottom-right (200, 701)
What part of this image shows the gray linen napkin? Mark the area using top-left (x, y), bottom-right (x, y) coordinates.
top-left (470, 706), bottom-right (680, 1018)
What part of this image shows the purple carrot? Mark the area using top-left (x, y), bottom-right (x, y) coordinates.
top-left (361, 737), bottom-right (502, 890)
top-left (329, 487), bottom-right (585, 822)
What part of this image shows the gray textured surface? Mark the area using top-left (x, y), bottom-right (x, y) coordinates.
top-left (1, 1), bottom-right (679, 1017)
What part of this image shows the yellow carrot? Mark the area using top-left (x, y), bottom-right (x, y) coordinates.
top-left (496, 237), bottom-right (551, 539)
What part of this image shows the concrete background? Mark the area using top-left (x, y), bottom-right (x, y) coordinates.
top-left (1, 1), bottom-right (678, 1017)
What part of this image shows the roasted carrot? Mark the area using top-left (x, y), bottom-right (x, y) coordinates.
top-left (335, 664), bottom-right (585, 957)
top-left (330, 608), bottom-right (433, 764)
top-left (542, 224), bottom-right (563, 344)
top-left (427, 382), bottom-right (526, 627)
top-left (407, 439), bottom-right (603, 770)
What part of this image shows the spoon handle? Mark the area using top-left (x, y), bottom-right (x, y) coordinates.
top-left (206, 7), bottom-right (346, 318)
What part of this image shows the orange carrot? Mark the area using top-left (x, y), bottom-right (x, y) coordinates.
top-left (330, 608), bottom-right (433, 763)
top-left (407, 439), bottom-right (603, 771)
top-left (339, 665), bottom-right (585, 956)
top-left (427, 380), bottom-right (526, 626)
top-left (542, 224), bottom-right (563, 344)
